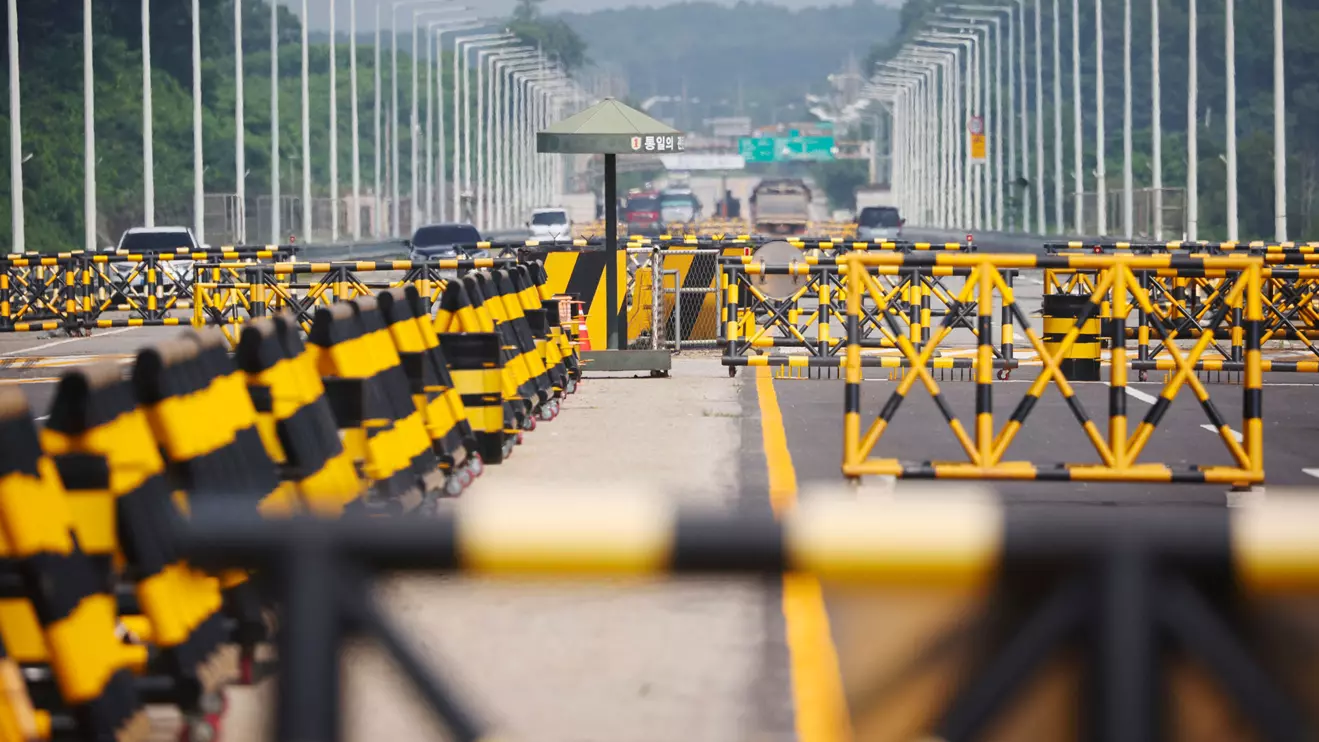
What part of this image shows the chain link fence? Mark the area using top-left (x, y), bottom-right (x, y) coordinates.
top-left (626, 246), bottom-right (728, 351)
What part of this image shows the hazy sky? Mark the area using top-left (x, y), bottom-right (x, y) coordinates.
top-left (283, 0), bottom-right (901, 32)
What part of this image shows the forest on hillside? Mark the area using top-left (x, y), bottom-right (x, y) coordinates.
top-left (872, 0), bottom-right (1319, 239)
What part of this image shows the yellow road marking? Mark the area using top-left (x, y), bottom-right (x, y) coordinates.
top-left (0, 377), bottom-right (60, 386)
top-left (755, 366), bottom-right (853, 742)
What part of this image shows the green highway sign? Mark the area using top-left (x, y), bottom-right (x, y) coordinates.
top-left (738, 136), bottom-right (836, 163)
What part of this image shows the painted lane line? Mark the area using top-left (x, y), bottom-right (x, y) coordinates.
top-left (0, 326), bottom-right (136, 357)
top-left (1302, 469), bottom-right (1319, 480)
top-left (1200, 424), bottom-right (1244, 443)
top-left (756, 368), bottom-right (852, 742)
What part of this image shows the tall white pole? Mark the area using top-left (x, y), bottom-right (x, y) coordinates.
top-left (1121, 0), bottom-right (1133, 237)
top-left (994, 21), bottom-right (1003, 230)
top-left (436, 28), bottom-right (447, 223)
top-left (1095, 0), bottom-right (1107, 236)
top-left (330, 0), bottom-right (339, 242)
top-left (374, 8), bottom-right (382, 236)
top-left (235, 0), bottom-right (246, 244)
top-left (1032, 0), bottom-right (1045, 234)
top-left (476, 51), bottom-right (485, 227)
top-left (1273, 0), bottom-right (1286, 242)
top-left (271, 0), bottom-right (280, 242)
top-left (142, 0), bottom-right (155, 228)
top-left (350, 0), bottom-right (361, 240)
top-left (7, 0), bottom-right (20, 252)
top-left (453, 40), bottom-right (462, 221)
top-left (300, 0), bottom-right (311, 243)
top-left (410, 16), bottom-right (420, 231)
top-left (1005, 10), bottom-right (1016, 231)
top-left (1051, 0), bottom-right (1063, 235)
top-left (1187, 0), bottom-right (1198, 240)
top-left (1017, 0), bottom-right (1030, 232)
top-left (391, 10), bottom-right (400, 234)
top-left (192, 0), bottom-right (204, 245)
top-left (1151, 0), bottom-right (1162, 239)
top-left (425, 26), bottom-right (434, 223)
top-left (1225, 0), bottom-right (1238, 242)
top-left (1072, 0), bottom-right (1083, 233)
top-left (84, 0), bottom-right (97, 252)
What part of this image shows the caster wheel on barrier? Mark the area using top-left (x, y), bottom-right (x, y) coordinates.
top-left (996, 369), bottom-right (1011, 381)
top-left (444, 476), bottom-right (464, 497)
top-left (728, 366), bottom-right (738, 378)
top-left (502, 440), bottom-right (516, 459)
top-left (468, 454), bottom-right (484, 478)
top-left (1138, 370), bottom-right (1148, 382)
top-left (538, 406), bottom-right (554, 422)
top-left (526, 415), bottom-right (538, 432)
top-left (516, 432), bottom-right (525, 445)
top-left (239, 654), bottom-right (255, 685)
top-left (457, 468), bottom-right (474, 489)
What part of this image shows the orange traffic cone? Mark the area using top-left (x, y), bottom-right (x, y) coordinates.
top-left (575, 314), bottom-right (592, 352)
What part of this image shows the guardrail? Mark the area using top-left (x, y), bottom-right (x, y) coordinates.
top-left (172, 491), bottom-right (1319, 741)
top-left (840, 251), bottom-right (1266, 484)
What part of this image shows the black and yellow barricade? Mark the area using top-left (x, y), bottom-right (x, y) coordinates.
top-left (489, 270), bottom-right (554, 417)
top-left (842, 251), bottom-right (1266, 484)
top-left (524, 261), bottom-right (581, 388)
top-left (441, 333), bottom-right (516, 464)
top-left (719, 256), bottom-right (1015, 377)
top-left (0, 389), bottom-right (151, 742)
top-left (377, 288), bottom-right (481, 497)
top-left (235, 314), bottom-right (365, 517)
top-left (504, 267), bottom-right (565, 404)
top-left (464, 274), bottom-right (538, 430)
top-left (524, 248), bottom-right (627, 353)
top-left (40, 364), bottom-right (239, 715)
top-left (1041, 293), bottom-right (1102, 381)
top-left (0, 633), bottom-right (39, 742)
top-left (434, 278), bottom-right (530, 437)
top-left (307, 300), bottom-right (443, 513)
top-left (175, 492), bottom-right (1319, 741)
top-left (133, 331), bottom-right (277, 681)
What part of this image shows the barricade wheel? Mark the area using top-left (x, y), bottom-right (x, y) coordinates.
top-left (996, 369), bottom-right (1011, 381)
top-left (538, 406), bottom-right (554, 422)
top-left (1138, 370), bottom-right (1148, 382)
top-left (468, 454), bottom-right (484, 478)
top-left (457, 468), bottom-right (474, 488)
top-left (526, 415), bottom-right (538, 432)
top-left (444, 476), bottom-right (464, 497)
top-left (728, 367), bottom-right (737, 378)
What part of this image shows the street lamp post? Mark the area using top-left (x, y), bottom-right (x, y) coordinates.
top-left (300, 0), bottom-right (311, 243)
top-left (8, 0), bottom-right (22, 252)
top-left (1225, 0), bottom-right (1238, 242)
top-left (1187, 0), bottom-right (1198, 240)
top-left (235, 0), bottom-right (246, 244)
top-left (192, 0), bottom-right (204, 245)
top-left (1122, 0), bottom-right (1133, 237)
top-left (350, 0), bottom-right (361, 239)
top-left (84, 0), bottom-right (97, 252)
top-left (142, 0), bottom-right (155, 228)
top-left (330, 0), bottom-right (339, 242)
top-left (1151, 0), bottom-right (1162, 239)
top-left (1095, 0), bottom-right (1107, 236)
top-left (271, 0), bottom-right (280, 242)
top-left (1274, 0), bottom-right (1286, 242)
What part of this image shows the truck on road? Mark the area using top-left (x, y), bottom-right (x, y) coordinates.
top-left (749, 178), bottom-right (812, 236)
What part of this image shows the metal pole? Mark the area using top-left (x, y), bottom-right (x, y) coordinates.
top-left (994, 20), bottom-right (1004, 230)
top-left (410, 16), bottom-right (419, 232)
top-left (142, 0), bottom-right (155, 228)
top-left (1072, 0), bottom-right (1083, 233)
top-left (235, 0), bottom-right (246, 244)
top-left (476, 51), bottom-right (484, 227)
top-left (391, 9), bottom-right (400, 234)
top-left (271, 0), bottom-right (280, 242)
top-left (330, 0), bottom-right (339, 242)
top-left (1122, 0), bottom-right (1133, 237)
top-left (1095, 0), bottom-right (1107, 236)
top-left (1187, 0), bottom-right (1198, 240)
top-left (300, 0), bottom-right (311, 243)
top-left (425, 24), bottom-right (434, 224)
top-left (5, 0), bottom-right (19, 252)
top-left (84, 0), bottom-right (96, 252)
top-left (374, 7), bottom-right (382, 236)
top-left (1052, 0), bottom-right (1064, 235)
top-left (192, 0), bottom-right (204, 244)
top-left (453, 39), bottom-right (461, 222)
top-left (1273, 0), bottom-right (1286, 242)
top-left (1151, 0), bottom-right (1162, 239)
top-left (1017, 0), bottom-right (1030, 232)
top-left (1006, 10), bottom-right (1016, 231)
top-left (1033, 0), bottom-right (1045, 234)
top-left (351, 0), bottom-right (361, 240)
top-left (1226, 0), bottom-right (1238, 242)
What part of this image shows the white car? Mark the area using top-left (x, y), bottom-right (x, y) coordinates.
top-left (527, 208), bottom-right (572, 241)
top-left (109, 226), bottom-right (197, 290)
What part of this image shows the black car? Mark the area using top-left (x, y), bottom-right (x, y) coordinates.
top-left (407, 223), bottom-right (486, 262)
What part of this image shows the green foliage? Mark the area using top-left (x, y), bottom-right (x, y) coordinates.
top-left (809, 160), bottom-right (869, 211)
top-left (509, 0), bottom-right (589, 73)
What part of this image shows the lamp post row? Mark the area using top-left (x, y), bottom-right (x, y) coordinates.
top-left (4, 0), bottom-right (582, 253)
top-left (865, 0), bottom-right (1287, 242)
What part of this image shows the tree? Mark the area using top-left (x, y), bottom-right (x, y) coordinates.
top-left (508, 0), bottom-right (588, 73)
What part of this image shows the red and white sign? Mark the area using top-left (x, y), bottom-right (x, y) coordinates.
top-left (967, 115), bottom-right (984, 135)
top-left (630, 136), bottom-right (642, 151)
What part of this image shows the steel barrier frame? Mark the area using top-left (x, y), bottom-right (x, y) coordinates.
top-left (841, 252), bottom-right (1266, 484)
top-left (176, 493), bottom-right (1319, 742)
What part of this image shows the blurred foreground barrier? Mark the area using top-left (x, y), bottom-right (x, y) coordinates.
top-left (177, 491), bottom-right (1319, 741)
top-left (841, 252), bottom-right (1266, 484)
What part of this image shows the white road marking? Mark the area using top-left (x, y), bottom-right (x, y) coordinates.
top-left (1200, 423), bottom-right (1244, 442)
top-left (0, 327), bottom-right (136, 357)
top-left (1302, 468), bottom-right (1319, 479)
top-left (1109, 383), bottom-right (1159, 405)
